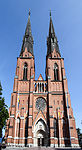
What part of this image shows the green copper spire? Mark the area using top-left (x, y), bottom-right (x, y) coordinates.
top-left (20, 10), bottom-right (34, 56)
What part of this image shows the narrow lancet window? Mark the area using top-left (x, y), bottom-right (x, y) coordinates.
top-left (23, 63), bottom-right (27, 80)
top-left (54, 118), bottom-right (57, 137)
top-left (12, 96), bottom-right (13, 105)
top-left (17, 117), bottom-right (20, 138)
top-left (25, 117), bottom-right (28, 146)
top-left (54, 63), bottom-right (59, 81)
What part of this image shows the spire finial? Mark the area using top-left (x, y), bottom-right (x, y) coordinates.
top-left (50, 9), bottom-right (51, 17)
top-left (29, 9), bottom-right (31, 16)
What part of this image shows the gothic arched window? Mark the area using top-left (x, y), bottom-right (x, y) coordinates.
top-left (54, 63), bottom-right (59, 81)
top-left (25, 117), bottom-right (28, 146)
top-left (54, 118), bottom-right (57, 138)
top-left (62, 118), bottom-right (66, 137)
top-left (42, 83), bottom-right (44, 92)
top-left (12, 96), bottom-right (13, 105)
top-left (17, 117), bottom-right (20, 138)
top-left (23, 63), bottom-right (27, 80)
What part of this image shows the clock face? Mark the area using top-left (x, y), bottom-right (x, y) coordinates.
top-left (36, 97), bottom-right (46, 111)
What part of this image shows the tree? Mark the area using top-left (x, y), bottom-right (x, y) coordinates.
top-left (0, 82), bottom-right (9, 138)
top-left (77, 128), bottom-right (82, 148)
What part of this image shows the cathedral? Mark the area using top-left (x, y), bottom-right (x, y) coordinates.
top-left (5, 11), bottom-right (79, 148)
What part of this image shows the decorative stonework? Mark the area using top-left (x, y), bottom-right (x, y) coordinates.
top-left (36, 97), bottom-right (46, 111)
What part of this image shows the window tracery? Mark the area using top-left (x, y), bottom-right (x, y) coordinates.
top-left (36, 97), bottom-right (46, 111)
top-left (23, 63), bottom-right (27, 80)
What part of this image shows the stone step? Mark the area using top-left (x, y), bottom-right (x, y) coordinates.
top-left (3, 147), bottom-right (81, 150)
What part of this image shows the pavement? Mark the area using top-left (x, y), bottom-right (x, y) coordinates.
top-left (1, 147), bottom-right (82, 150)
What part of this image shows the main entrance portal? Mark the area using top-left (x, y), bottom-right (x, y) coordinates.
top-left (33, 119), bottom-right (48, 147)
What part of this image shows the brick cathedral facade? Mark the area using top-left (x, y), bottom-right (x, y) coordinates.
top-left (5, 12), bottom-right (79, 147)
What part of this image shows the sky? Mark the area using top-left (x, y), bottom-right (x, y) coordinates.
top-left (0, 0), bottom-right (82, 133)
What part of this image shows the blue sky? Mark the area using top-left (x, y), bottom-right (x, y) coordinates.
top-left (0, 0), bottom-right (82, 132)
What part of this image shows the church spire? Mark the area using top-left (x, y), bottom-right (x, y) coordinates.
top-left (47, 11), bottom-right (61, 56)
top-left (20, 10), bottom-right (34, 56)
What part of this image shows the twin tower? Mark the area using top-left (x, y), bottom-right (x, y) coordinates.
top-left (5, 11), bottom-right (79, 148)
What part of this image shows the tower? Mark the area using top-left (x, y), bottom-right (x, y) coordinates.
top-left (5, 11), bottom-right (35, 147)
top-left (46, 12), bottom-right (79, 147)
top-left (5, 11), bottom-right (79, 148)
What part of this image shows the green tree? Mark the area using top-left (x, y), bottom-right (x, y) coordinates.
top-left (0, 82), bottom-right (9, 138)
top-left (77, 128), bottom-right (82, 148)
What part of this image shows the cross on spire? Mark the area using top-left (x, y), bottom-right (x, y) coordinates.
top-left (29, 9), bottom-right (31, 16)
top-left (50, 9), bottom-right (51, 17)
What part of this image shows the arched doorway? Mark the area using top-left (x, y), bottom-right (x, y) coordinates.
top-left (37, 130), bottom-right (45, 146)
top-left (33, 119), bottom-right (48, 147)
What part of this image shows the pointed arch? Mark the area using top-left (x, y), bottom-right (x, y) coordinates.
top-left (17, 117), bottom-right (20, 139)
top-left (35, 118), bottom-right (47, 127)
top-left (23, 62), bottom-right (28, 80)
top-left (54, 117), bottom-right (57, 138)
top-left (33, 118), bottom-right (49, 147)
top-left (62, 117), bottom-right (66, 138)
top-left (42, 83), bottom-right (44, 92)
top-left (40, 83), bottom-right (41, 92)
top-left (54, 63), bottom-right (59, 81)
